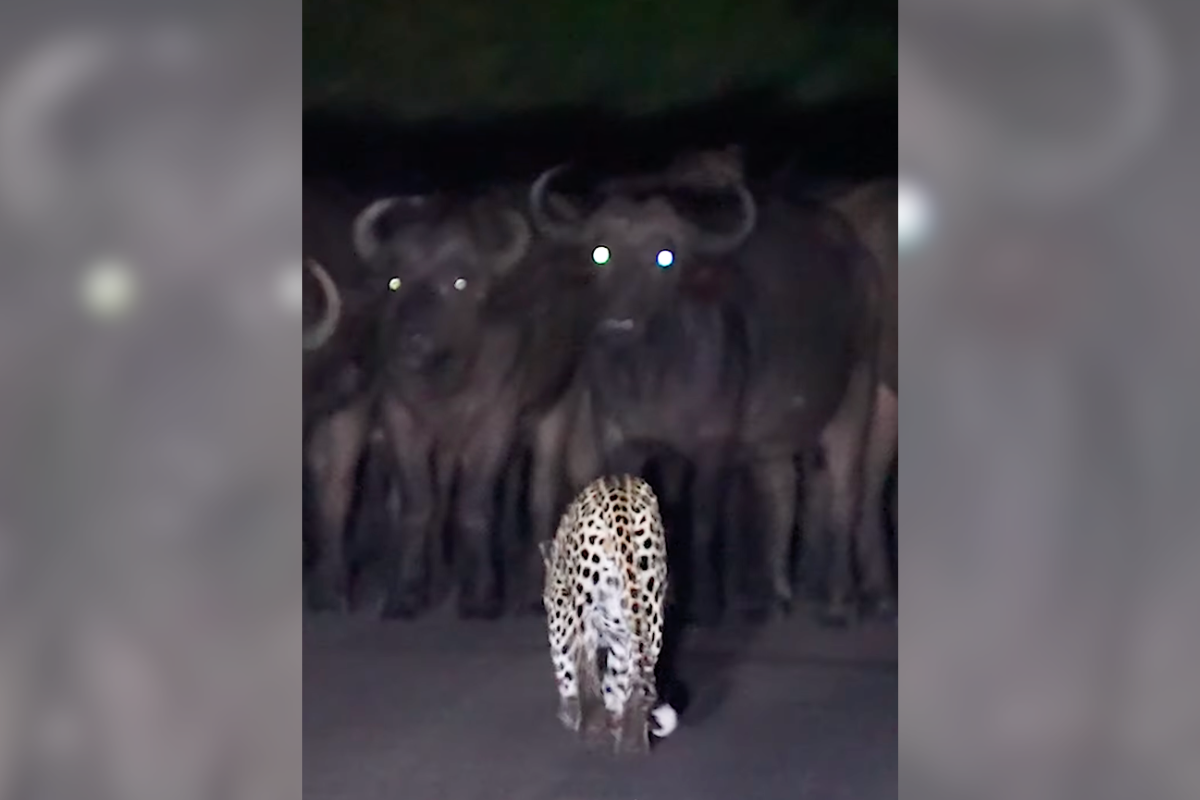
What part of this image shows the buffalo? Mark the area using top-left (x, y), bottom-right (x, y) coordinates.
top-left (525, 151), bottom-right (882, 624)
top-left (818, 178), bottom-right (898, 620)
top-left (353, 188), bottom-right (594, 618)
top-left (302, 181), bottom-right (390, 611)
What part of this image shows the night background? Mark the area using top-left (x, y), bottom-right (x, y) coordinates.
top-left (303, 0), bottom-right (896, 186)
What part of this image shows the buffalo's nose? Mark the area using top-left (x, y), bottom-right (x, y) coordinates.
top-left (399, 333), bottom-right (437, 364)
top-left (599, 318), bottom-right (635, 333)
top-left (595, 317), bottom-right (640, 344)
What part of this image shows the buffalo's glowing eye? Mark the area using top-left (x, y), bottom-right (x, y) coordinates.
top-left (656, 249), bottom-right (674, 268)
top-left (453, 278), bottom-right (467, 291)
top-left (592, 245), bottom-right (610, 265)
top-left (388, 277), bottom-right (401, 291)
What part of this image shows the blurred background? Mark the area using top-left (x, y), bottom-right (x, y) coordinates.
top-left (899, 2), bottom-right (1197, 799)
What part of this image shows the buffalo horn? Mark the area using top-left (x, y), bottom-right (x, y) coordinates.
top-left (528, 164), bottom-right (585, 243)
top-left (689, 182), bottom-right (758, 254)
top-left (352, 198), bottom-right (398, 263)
top-left (302, 258), bottom-right (342, 351)
top-left (992, 0), bottom-right (1166, 204)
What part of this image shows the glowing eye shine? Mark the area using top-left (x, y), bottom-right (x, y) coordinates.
top-left (656, 249), bottom-right (674, 268)
top-left (592, 245), bottom-right (610, 265)
top-left (453, 278), bottom-right (467, 291)
top-left (80, 257), bottom-right (138, 319)
top-left (280, 263), bottom-right (303, 313)
top-left (388, 277), bottom-right (401, 291)
top-left (898, 177), bottom-right (934, 253)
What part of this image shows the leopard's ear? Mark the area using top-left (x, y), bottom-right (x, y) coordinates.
top-left (538, 541), bottom-right (554, 569)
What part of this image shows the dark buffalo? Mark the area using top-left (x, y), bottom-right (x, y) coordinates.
top-left (817, 179), bottom-right (898, 620)
top-left (354, 188), bottom-right (593, 618)
top-left (526, 151), bottom-right (881, 624)
top-left (302, 181), bottom-right (390, 611)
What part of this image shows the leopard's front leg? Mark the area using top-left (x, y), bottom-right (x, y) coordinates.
top-left (551, 643), bottom-right (581, 731)
top-left (546, 595), bottom-right (584, 732)
top-left (603, 633), bottom-right (652, 754)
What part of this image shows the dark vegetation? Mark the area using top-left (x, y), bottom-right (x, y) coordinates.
top-left (304, 0), bottom-right (896, 188)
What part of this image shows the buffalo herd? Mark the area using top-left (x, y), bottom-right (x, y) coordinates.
top-left (303, 142), bottom-right (897, 627)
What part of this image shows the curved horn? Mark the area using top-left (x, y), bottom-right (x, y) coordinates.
top-left (490, 208), bottom-right (533, 274)
top-left (352, 198), bottom-right (398, 264)
top-left (952, 0), bottom-right (1166, 205)
top-left (0, 35), bottom-right (117, 224)
top-left (303, 258), bottom-right (342, 351)
top-left (689, 182), bottom-right (758, 254)
top-left (1008, 0), bottom-right (1166, 202)
top-left (528, 164), bottom-right (586, 243)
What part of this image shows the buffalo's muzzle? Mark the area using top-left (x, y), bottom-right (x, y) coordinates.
top-left (595, 317), bottom-right (641, 344)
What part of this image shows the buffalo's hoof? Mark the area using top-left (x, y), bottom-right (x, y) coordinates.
top-left (458, 594), bottom-right (502, 620)
top-left (305, 584), bottom-right (348, 615)
top-left (382, 587), bottom-right (427, 619)
top-left (862, 595), bottom-right (897, 621)
top-left (818, 598), bottom-right (855, 628)
top-left (738, 603), bottom-right (772, 625)
top-left (689, 602), bottom-right (722, 628)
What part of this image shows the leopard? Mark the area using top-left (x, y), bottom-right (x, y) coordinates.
top-left (539, 474), bottom-right (678, 755)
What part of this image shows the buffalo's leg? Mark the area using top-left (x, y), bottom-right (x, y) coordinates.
top-left (522, 399), bottom-right (573, 614)
top-left (565, 388), bottom-right (605, 492)
top-left (888, 456), bottom-right (898, 548)
top-left (794, 447), bottom-right (826, 596)
top-left (752, 456), bottom-right (798, 616)
top-left (657, 457), bottom-right (688, 506)
top-left (425, 449), bottom-right (459, 608)
top-left (653, 456), bottom-right (689, 557)
top-left (817, 361), bottom-right (876, 626)
top-left (689, 456), bottom-right (725, 626)
top-left (305, 401), bottom-right (369, 612)
top-left (856, 384), bottom-right (898, 617)
top-left (379, 397), bottom-right (437, 618)
top-left (347, 425), bottom-right (398, 610)
top-left (454, 419), bottom-right (516, 619)
top-left (496, 444), bottom-right (527, 612)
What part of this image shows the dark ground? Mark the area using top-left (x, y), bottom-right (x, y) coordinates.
top-left (303, 604), bottom-right (896, 800)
